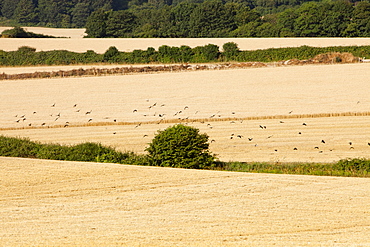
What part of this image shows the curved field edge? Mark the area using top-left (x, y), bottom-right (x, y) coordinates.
top-left (1, 135), bottom-right (369, 177)
top-left (1, 156), bottom-right (370, 246)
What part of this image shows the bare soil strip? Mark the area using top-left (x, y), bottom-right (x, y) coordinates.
top-left (1, 157), bottom-right (369, 246)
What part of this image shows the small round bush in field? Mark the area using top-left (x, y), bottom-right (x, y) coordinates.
top-left (146, 124), bottom-right (216, 169)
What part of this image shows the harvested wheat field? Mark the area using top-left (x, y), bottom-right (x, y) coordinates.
top-left (1, 156), bottom-right (370, 246)
top-left (1, 37), bottom-right (370, 53)
top-left (1, 55), bottom-right (370, 246)
top-left (1, 63), bottom-right (370, 163)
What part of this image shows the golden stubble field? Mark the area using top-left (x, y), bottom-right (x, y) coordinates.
top-left (1, 33), bottom-right (370, 245)
top-left (1, 63), bottom-right (370, 163)
top-left (1, 156), bottom-right (370, 246)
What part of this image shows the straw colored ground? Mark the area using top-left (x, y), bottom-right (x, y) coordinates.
top-left (1, 32), bottom-right (370, 245)
top-left (1, 156), bottom-right (370, 246)
top-left (1, 63), bottom-right (370, 163)
top-left (0, 26), bottom-right (370, 53)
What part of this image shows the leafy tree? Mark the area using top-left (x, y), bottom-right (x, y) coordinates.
top-left (85, 9), bottom-right (108, 37)
top-left (146, 124), bottom-right (216, 169)
top-left (222, 42), bottom-right (240, 60)
top-left (13, 0), bottom-right (37, 24)
top-left (171, 2), bottom-right (197, 37)
top-left (105, 10), bottom-right (137, 37)
top-left (351, 2), bottom-right (370, 37)
top-left (103, 46), bottom-right (120, 62)
top-left (294, 2), bottom-right (323, 37)
top-left (71, 2), bottom-right (91, 28)
top-left (192, 44), bottom-right (220, 62)
top-left (1, 0), bottom-right (20, 19)
top-left (277, 8), bottom-right (297, 37)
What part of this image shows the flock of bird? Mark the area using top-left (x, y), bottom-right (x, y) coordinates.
top-left (8, 99), bottom-right (370, 157)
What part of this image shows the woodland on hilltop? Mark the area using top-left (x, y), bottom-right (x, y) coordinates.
top-left (0, 0), bottom-right (369, 37)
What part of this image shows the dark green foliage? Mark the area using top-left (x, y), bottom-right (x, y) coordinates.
top-left (103, 46), bottom-right (120, 62)
top-left (1, 0), bottom-right (370, 37)
top-left (145, 124), bottom-right (216, 169)
top-left (218, 160), bottom-right (370, 177)
top-left (1, 43), bottom-right (370, 67)
top-left (0, 135), bottom-right (145, 165)
top-left (0, 135), bottom-right (40, 158)
top-left (85, 9), bottom-right (108, 38)
top-left (105, 10), bottom-right (137, 37)
top-left (191, 44), bottom-right (220, 62)
top-left (13, 0), bottom-right (37, 25)
top-left (333, 158), bottom-right (370, 174)
top-left (222, 42), bottom-right (240, 61)
top-left (1, 27), bottom-right (60, 38)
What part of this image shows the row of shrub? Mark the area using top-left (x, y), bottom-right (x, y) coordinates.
top-left (1, 43), bottom-right (370, 66)
top-left (0, 27), bottom-right (62, 38)
top-left (1, 135), bottom-right (369, 177)
top-left (0, 135), bottom-right (148, 165)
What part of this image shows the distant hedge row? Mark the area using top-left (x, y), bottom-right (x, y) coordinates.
top-left (1, 43), bottom-right (370, 66)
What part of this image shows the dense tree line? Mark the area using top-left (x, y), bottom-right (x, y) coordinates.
top-left (1, 43), bottom-right (370, 66)
top-left (1, 0), bottom-right (361, 31)
top-left (85, 0), bottom-right (370, 37)
top-left (0, 0), bottom-right (118, 27)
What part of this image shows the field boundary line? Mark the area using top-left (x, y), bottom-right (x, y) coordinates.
top-left (1, 111), bottom-right (370, 131)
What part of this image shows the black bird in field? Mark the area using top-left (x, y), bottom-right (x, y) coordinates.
top-left (349, 142), bottom-right (352, 145)
top-left (133, 109), bottom-right (137, 113)
top-left (298, 132), bottom-right (302, 135)
top-left (293, 147), bottom-right (298, 150)
top-left (368, 142), bottom-right (370, 146)
top-left (321, 140), bottom-right (326, 144)
top-left (73, 104), bottom-right (77, 107)
top-left (86, 110), bottom-right (92, 115)
top-left (302, 123), bottom-right (307, 126)
top-left (248, 138), bottom-right (253, 141)
top-left (143, 134), bottom-right (148, 137)
top-left (88, 119), bottom-right (93, 122)
top-left (237, 135), bottom-right (243, 138)
top-left (51, 103), bottom-right (55, 107)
